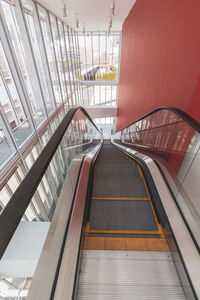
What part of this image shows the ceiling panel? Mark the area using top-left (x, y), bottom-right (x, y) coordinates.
top-left (37, 0), bottom-right (137, 31)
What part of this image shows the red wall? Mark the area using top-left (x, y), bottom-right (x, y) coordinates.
top-left (117, 0), bottom-right (200, 130)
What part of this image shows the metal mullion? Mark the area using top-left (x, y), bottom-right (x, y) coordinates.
top-left (47, 12), bottom-right (64, 104)
top-left (67, 26), bottom-right (78, 106)
top-left (91, 32), bottom-right (95, 106)
top-left (66, 26), bottom-right (76, 103)
top-left (71, 29), bottom-right (79, 105)
top-left (74, 31), bottom-right (82, 105)
top-left (73, 31), bottom-right (81, 105)
top-left (111, 32), bottom-right (115, 104)
top-left (0, 67), bottom-right (20, 126)
top-left (0, 9), bottom-right (36, 134)
top-left (77, 33), bottom-right (84, 105)
top-left (66, 27), bottom-right (75, 98)
top-left (70, 29), bottom-right (78, 104)
top-left (98, 33), bottom-right (101, 106)
top-left (35, 3), bottom-right (57, 111)
top-left (116, 32), bottom-right (122, 107)
top-left (83, 31), bottom-right (89, 105)
top-left (56, 18), bottom-right (68, 102)
top-left (19, 0), bottom-right (49, 124)
top-left (71, 31), bottom-right (78, 93)
top-left (62, 22), bottom-right (73, 107)
top-left (105, 32), bottom-right (107, 106)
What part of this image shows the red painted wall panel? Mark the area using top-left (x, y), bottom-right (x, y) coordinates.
top-left (117, 0), bottom-right (200, 130)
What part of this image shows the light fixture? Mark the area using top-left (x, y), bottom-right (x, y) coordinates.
top-left (63, 0), bottom-right (67, 17)
top-left (75, 13), bottom-right (79, 28)
top-left (111, 2), bottom-right (115, 17)
top-left (109, 18), bottom-right (112, 28)
top-left (83, 25), bottom-right (85, 34)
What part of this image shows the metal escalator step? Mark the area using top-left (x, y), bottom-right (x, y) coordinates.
top-left (89, 199), bottom-right (158, 231)
top-left (92, 176), bottom-right (148, 198)
top-left (94, 162), bottom-right (139, 176)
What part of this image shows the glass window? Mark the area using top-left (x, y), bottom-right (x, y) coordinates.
top-left (78, 32), bottom-right (120, 82)
top-left (64, 25), bottom-right (75, 93)
top-left (1, 0), bottom-right (47, 128)
top-left (0, 41), bottom-right (34, 147)
top-left (37, 5), bottom-right (62, 106)
top-left (49, 14), bottom-right (66, 100)
top-left (70, 30), bottom-right (79, 87)
top-left (0, 113), bottom-right (16, 170)
top-left (22, 0), bottom-right (56, 116)
top-left (80, 84), bottom-right (117, 107)
top-left (57, 20), bottom-right (71, 97)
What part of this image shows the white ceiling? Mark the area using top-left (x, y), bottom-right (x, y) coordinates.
top-left (37, 0), bottom-right (137, 31)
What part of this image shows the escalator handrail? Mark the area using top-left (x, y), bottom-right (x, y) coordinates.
top-left (0, 106), bottom-right (101, 259)
top-left (114, 106), bottom-right (200, 133)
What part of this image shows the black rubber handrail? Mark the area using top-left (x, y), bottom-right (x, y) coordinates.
top-left (0, 107), bottom-right (101, 259)
top-left (114, 107), bottom-right (200, 134)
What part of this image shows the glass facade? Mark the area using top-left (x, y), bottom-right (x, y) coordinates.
top-left (0, 3), bottom-right (83, 295)
top-left (0, 0), bottom-right (81, 172)
top-left (78, 32), bottom-right (120, 109)
top-left (78, 32), bottom-right (120, 82)
top-left (77, 31), bottom-right (120, 134)
top-left (0, 2), bottom-right (120, 297)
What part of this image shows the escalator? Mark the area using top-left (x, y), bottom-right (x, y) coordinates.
top-left (0, 107), bottom-right (200, 300)
top-left (77, 141), bottom-right (184, 299)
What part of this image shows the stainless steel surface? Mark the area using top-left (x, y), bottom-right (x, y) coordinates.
top-left (76, 250), bottom-right (186, 300)
top-left (27, 154), bottom-right (84, 300)
top-left (112, 142), bottom-right (200, 299)
top-left (53, 144), bottom-right (101, 300)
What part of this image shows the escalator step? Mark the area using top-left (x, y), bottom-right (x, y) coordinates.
top-left (92, 176), bottom-right (148, 198)
top-left (94, 163), bottom-right (139, 177)
top-left (89, 199), bottom-right (158, 231)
